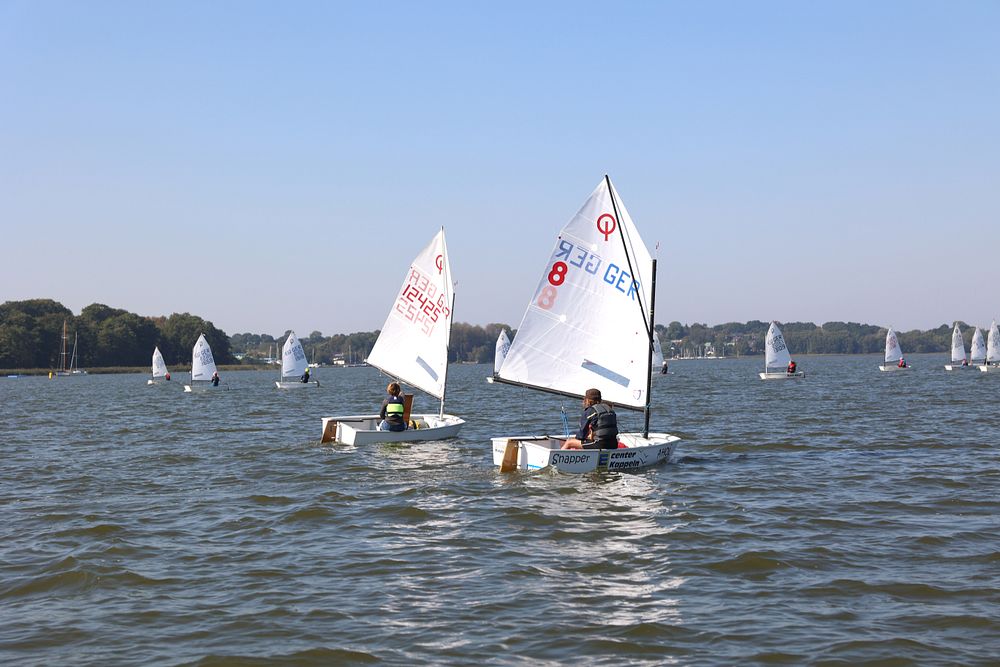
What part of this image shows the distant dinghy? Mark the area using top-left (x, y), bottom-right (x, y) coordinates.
top-left (488, 176), bottom-right (679, 473)
top-left (147, 346), bottom-right (170, 385)
top-left (878, 327), bottom-right (911, 371)
top-left (320, 228), bottom-right (465, 444)
top-left (275, 331), bottom-right (319, 389)
top-left (979, 320), bottom-right (1000, 373)
top-left (970, 326), bottom-right (987, 369)
top-left (494, 329), bottom-right (511, 375)
top-left (759, 321), bottom-right (804, 380)
top-left (184, 334), bottom-right (222, 392)
top-left (944, 323), bottom-right (972, 370)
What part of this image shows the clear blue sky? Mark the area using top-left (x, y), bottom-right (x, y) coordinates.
top-left (3, 1), bottom-right (998, 336)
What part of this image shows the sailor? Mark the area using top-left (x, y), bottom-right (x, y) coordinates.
top-left (378, 382), bottom-right (407, 432)
top-left (787, 360), bottom-right (797, 374)
top-left (211, 371), bottom-right (220, 386)
top-left (661, 361), bottom-right (669, 374)
top-left (561, 388), bottom-right (619, 450)
top-left (165, 372), bottom-right (171, 381)
top-left (300, 368), bottom-right (311, 383)
top-left (897, 357), bottom-right (906, 368)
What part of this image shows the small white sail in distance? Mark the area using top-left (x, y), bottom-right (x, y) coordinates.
top-left (764, 321), bottom-right (792, 370)
top-left (281, 331), bottom-right (309, 379)
top-left (366, 228), bottom-right (453, 400)
top-left (987, 320), bottom-right (1000, 363)
top-left (152, 346), bottom-right (169, 378)
top-left (494, 329), bottom-right (511, 375)
top-left (191, 333), bottom-right (218, 381)
top-left (494, 177), bottom-right (655, 409)
top-left (970, 326), bottom-right (987, 363)
top-left (884, 327), bottom-right (903, 364)
top-left (950, 324), bottom-right (967, 363)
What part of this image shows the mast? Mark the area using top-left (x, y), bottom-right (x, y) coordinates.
top-left (439, 288), bottom-right (456, 418)
top-left (60, 320), bottom-right (68, 372)
top-left (605, 175), bottom-right (655, 436)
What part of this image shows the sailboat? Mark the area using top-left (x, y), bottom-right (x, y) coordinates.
top-left (759, 321), bottom-right (804, 379)
top-left (53, 320), bottom-right (86, 377)
top-left (878, 327), bottom-right (910, 371)
top-left (147, 346), bottom-right (170, 385)
top-left (320, 228), bottom-right (465, 444)
top-left (970, 326), bottom-right (987, 369)
top-left (276, 331), bottom-right (320, 388)
top-left (978, 320), bottom-right (999, 373)
top-left (494, 329), bottom-right (511, 375)
top-left (184, 333), bottom-right (222, 392)
top-left (488, 176), bottom-right (680, 473)
top-left (944, 323), bottom-right (971, 370)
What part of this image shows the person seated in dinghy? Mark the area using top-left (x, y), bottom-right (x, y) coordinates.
top-left (787, 360), bottom-right (797, 374)
top-left (897, 357), bottom-right (907, 368)
top-left (561, 388), bottom-right (619, 450)
top-left (300, 368), bottom-right (311, 383)
top-left (211, 371), bottom-right (220, 386)
top-left (962, 359), bottom-right (969, 366)
top-left (165, 372), bottom-right (171, 381)
top-left (378, 382), bottom-right (407, 432)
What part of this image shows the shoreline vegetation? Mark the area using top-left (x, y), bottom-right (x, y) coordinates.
top-left (1, 299), bottom-right (974, 372)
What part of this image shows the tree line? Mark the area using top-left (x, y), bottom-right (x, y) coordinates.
top-left (0, 299), bottom-right (969, 370)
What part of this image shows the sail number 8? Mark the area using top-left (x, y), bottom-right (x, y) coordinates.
top-left (537, 261), bottom-right (568, 310)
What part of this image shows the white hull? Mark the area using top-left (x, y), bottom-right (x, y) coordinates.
top-left (759, 371), bottom-right (805, 380)
top-left (878, 365), bottom-right (912, 372)
top-left (491, 432), bottom-right (679, 473)
top-left (147, 378), bottom-right (169, 385)
top-left (979, 364), bottom-right (1000, 373)
top-left (275, 380), bottom-right (320, 389)
top-left (944, 364), bottom-right (974, 371)
top-left (184, 382), bottom-right (223, 393)
top-left (321, 413), bottom-right (465, 445)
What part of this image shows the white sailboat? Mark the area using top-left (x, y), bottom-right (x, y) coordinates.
top-left (878, 327), bottom-right (910, 371)
top-left (970, 326), bottom-right (987, 368)
top-left (184, 333), bottom-right (222, 392)
top-left (320, 228), bottom-right (465, 444)
top-left (147, 346), bottom-right (170, 385)
top-left (943, 323), bottom-right (971, 370)
top-left (978, 320), bottom-right (1000, 373)
top-left (494, 329), bottom-right (511, 375)
top-left (488, 176), bottom-right (679, 473)
top-left (276, 331), bottom-right (320, 388)
top-left (759, 321), bottom-right (804, 379)
top-left (53, 320), bottom-right (87, 377)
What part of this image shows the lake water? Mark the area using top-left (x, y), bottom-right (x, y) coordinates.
top-left (2, 355), bottom-right (999, 665)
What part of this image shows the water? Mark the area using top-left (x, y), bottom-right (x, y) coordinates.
top-left (2, 356), bottom-right (999, 665)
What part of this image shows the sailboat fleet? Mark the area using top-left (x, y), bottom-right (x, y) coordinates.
top-left (32, 177), bottom-right (998, 474)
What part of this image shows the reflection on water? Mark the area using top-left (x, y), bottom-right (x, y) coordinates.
top-left (1, 356), bottom-right (999, 664)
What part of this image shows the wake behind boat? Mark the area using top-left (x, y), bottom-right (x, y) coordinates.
top-left (759, 321), bottom-right (804, 380)
top-left (878, 327), bottom-right (911, 371)
top-left (320, 228), bottom-right (465, 444)
top-left (488, 176), bottom-right (679, 473)
top-left (275, 331), bottom-right (319, 388)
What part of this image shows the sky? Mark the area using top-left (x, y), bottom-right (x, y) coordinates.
top-left (2, 1), bottom-right (998, 337)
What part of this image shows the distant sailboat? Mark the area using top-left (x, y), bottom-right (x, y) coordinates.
top-left (944, 323), bottom-right (971, 371)
top-left (184, 334), bottom-right (222, 392)
top-left (878, 327), bottom-right (910, 371)
top-left (978, 320), bottom-right (999, 373)
top-left (276, 331), bottom-right (319, 388)
top-left (53, 320), bottom-right (86, 377)
top-left (494, 329), bottom-right (511, 375)
top-left (970, 326), bottom-right (987, 368)
top-left (759, 321), bottom-right (804, 379)
top-left (147, 346), bottom-right (170, 385)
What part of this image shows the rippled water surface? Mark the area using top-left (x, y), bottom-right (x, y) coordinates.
top-left (2, 356), bottom-right (999, 665)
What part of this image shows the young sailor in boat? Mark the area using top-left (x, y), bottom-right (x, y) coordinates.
top-left (378, 382), bottom-right (407, 432)
top-left (301, 368), bottom-right (311, 383)
top-left (897, 357), bottom-right (907, 368)
top-left (561, 388), bottom-right (619, 450)
top-left (165, 372), bottom-right (171, 381)
top-left (211, 371), bottom-right (220, 386)
top-left (787, 360), bottom-right (797, 374)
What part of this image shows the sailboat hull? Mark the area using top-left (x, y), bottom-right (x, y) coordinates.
top-left (944, 364), bottom-right (974, 371)
top-left (759, 371), bottom-right (805, 380)
top-left (878, 365), bottom-right (912, 372)
top-left (321, 413), bottom-right (465, 445)
top-left (275, 380), bottom-right (320, 389)
top-left (491, 433), bottom-right (679, 473)
top-left (978, 364), bottom-right (1000, 373)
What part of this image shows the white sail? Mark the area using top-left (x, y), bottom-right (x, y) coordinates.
top-left (764, 321), bottom-right (792, 369)
top-left (494, 329), bottom-right (511, 375)
top-left (884, 327), bottom-right (903, 364)
top-left (950, 324), bottom-right (967, 363)
top-left (971, 327), bottom-right (987, 363)
top-left (191, 333), bottom-right (218, 381)
top-left (151, 346), bottom-right (168, 378)
top-left (281, 331), bottom-right (309, 379)
top-left (987, 320), bottom-right (1000, 363)
top-left (366, 228), bottom-right (453, 400)
top-left (495, 177), bottom-right (655, 409)
top-left (652, 333), bottom-right (665, 368)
